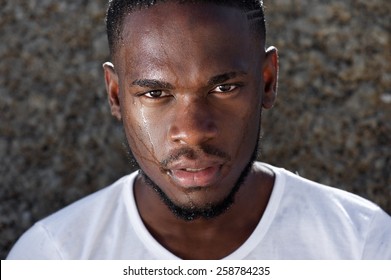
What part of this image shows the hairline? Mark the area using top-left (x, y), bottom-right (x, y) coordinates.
top-left (106, 0), bottom-right (266, 59)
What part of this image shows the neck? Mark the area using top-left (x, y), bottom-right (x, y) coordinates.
top-left (134, 163), bottom-right (274, 259)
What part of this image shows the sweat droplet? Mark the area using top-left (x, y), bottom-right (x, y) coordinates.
top-left (140, 106), bottom-right (155, 155)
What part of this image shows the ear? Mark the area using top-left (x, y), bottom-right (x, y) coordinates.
top-left (103, 62), bottom-right (122, 121)
top-left (262, 46), bottom-right (279, 109)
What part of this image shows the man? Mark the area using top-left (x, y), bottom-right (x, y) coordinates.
top-left (7, 0), bottom-right (391, 259)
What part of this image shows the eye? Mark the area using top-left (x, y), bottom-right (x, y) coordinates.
top-left (211, 84), bottom-right (239, 94)
top-left (143, 90), bottom-right (169, 99)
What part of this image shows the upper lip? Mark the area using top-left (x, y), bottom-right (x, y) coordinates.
top-left (165, 158), bottom-right (226, 172)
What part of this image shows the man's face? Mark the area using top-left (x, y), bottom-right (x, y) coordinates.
top-left (105, 2), bottom-right (277, 215)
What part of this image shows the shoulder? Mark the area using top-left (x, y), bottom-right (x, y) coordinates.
top-left (264, 162), bottom-right (381, 215)
top-left (7, 171), bottom-right (139, 259)
top-left (259, 162), bottom-right (391, 259)
top-left (41, 171), bottom-right (137, 227)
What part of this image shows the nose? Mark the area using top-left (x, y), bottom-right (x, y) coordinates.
top-left (168, 98), bottom-right (218, 146)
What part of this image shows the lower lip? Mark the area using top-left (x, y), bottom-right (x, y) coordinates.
top-left (169, 166), bottom-right (221, 188)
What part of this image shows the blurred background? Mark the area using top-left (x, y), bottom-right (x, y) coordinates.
top-left (0, 0), bottom-right (390, 259)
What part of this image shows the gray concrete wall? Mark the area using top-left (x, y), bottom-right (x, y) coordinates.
top-left (1, 0), bottom-right (390, 259)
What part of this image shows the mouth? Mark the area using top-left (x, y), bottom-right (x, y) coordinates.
top-left (167, 164), bottom-right (222, 188)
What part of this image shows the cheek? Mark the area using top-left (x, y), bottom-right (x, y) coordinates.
top-left (229, 99), bottom-right (262, 158)
top-left (122, 105), bottom-right (166, 167)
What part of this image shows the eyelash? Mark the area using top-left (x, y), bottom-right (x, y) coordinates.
top-left (139, 83), bottom-right (241, 99)
top-left (143, 90), bottom-right (169, 99)
top-left (211, 84), bottom-right (240, 94)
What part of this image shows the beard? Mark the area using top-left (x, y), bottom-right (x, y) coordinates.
top-left (124, 131), bottom-right (261, 221)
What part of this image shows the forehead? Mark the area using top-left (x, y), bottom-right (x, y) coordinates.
top-left (114, 2), bottom-right (263, 79)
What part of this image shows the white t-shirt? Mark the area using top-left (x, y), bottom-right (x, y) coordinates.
top-left (7, 163), bottom-right (391, 259)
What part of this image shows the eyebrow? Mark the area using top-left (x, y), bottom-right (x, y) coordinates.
top-left (131, 79), bottom-right (174, 90)
top-left (207, 71), bottom-right (248, 86)
top-left (131, 71), bottom-right (248, 89)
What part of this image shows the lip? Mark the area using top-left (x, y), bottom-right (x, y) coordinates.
top-left (166, 160), bottom-right (223, 188)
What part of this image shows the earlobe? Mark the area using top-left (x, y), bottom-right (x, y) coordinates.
top-left (262, 46), bottom-right (279, 109)
top-left (103, 62), bottom-right (122, 121)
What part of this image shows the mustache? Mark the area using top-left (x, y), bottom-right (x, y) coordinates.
top-left (160, 144), bottom-right (231, 168)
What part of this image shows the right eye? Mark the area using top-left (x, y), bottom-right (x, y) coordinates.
top-left (143, 90), bottom-right (169, 99)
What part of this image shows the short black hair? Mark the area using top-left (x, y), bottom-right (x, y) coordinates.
top-left (105, 0), bottom-right (266, 56)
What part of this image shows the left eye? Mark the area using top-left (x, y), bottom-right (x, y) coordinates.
top-left (212, 84), bottom-right (238, 93)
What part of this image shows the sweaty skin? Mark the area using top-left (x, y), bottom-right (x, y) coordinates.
top-left (104, 2), bottom-right (279, 259)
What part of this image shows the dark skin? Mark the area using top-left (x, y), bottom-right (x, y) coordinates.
top-left (103, 2), bottom-right (279, 259)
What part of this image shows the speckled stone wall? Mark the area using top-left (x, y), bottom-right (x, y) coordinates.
top-left (1, 0), bottom-right (390, 259)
